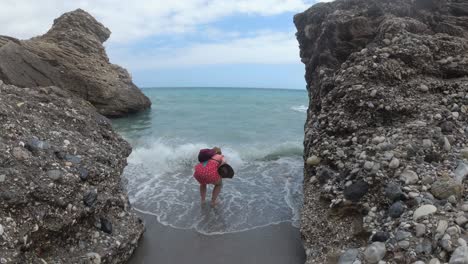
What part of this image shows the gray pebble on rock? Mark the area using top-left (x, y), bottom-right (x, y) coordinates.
top-left (415, 238), bottom-right (432, 254)
top-left (78, 167), bottom-right (89, 181)
top-left (395, 230), bottom-right (412, 241)
top-left (364, 242), bottom-right (386, 263)
top-left (398, 240), bottom-right (410, 249)
top-left (83, 189), bottom-right (98, 207)
top-left (344, 180), bottom-right (369, 202)
top-left (389, 201), bottom-right (405, 218)
top-left (389, 158), bottom-right (400, 169)
top-left (47, 170), bottom-right (63, 182)
top-left (431, 178), bottom-right (463, 199)
top-left (413, 204), bottom-right (437, 221)
top-left (25, 138), bottom-right (50, 152)
top-left (84, 252), bottom-right (101, 264)
top-left (456, 216), bottom-right (468, 226)
top-left (415, 224), bottom-right (426, 237)
top-left (454, 162), bottom-right (468, 183)
top-left (449, 245), bottom-right (468, 264)
top-left (400, 170), bottom-right (418, 185)
top-left (385, 183), bottom-right (405, 202)
top-left (64, 154), bottom-right (81, 164)
top-left (338, 248), bottom-right (359, 264)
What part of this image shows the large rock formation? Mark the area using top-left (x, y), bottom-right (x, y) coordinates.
top-left (295, 0), bottom-right (468, 263)
top-left (0, 81), bottom-right (144, 263)
top-left (0, 9), bottom-right (151, 117)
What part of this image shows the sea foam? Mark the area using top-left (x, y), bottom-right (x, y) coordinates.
top-left (124, 138), bottom-right (304, 234)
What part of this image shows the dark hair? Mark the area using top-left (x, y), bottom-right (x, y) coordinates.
top-left (198, 149), bottom-right (216, 162)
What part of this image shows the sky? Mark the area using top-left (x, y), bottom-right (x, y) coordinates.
top-left (0, 0), bottom-right (332, 89)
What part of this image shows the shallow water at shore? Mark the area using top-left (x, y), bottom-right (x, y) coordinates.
top-left (113, 87), bottom-right (307, 235)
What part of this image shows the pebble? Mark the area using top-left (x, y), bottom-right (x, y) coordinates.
top-left (449, 195), bottom-right (458, 204)
top-left (364, 242), bottom-right (386, 263)
top-left (429, 259), bottom-right (441, 264)
top-left (419, 84), bottom-right (429, 92)
top-left (461, 204), bottom-right (468, 212)
top-left (389, 158), bottom-right (400, 169)
top-left (84, 252), bottom-right (101, 264)
top-left (83, 189), bottom-right (98, 207)
top-left (395, 230), bottom-right (412, 241)
top-left (47, 170), bottom-right (63, 182)
top-left (389, 201), bottom-right (405, 218)
top-left (430, 178), bottom-right (462, 199)
top-left (0, 174), bottom-right (5, 183)
top-left (400, 170), bottom-right (419, 185)
top-left (372, 232), bottom-right (390, 242)
top-left (449, 245), bottom-right (468, 264)
top-left (385, 183), bottom-right (405, 202)
top-left (461, 149), bottom-right (468, 159)
top-left (443, 137), bottom-right (452, 151)
top-left (398, 240), bottom-right (410, 249)
top-left (452, 112), bottom-right (460, 119)
top-left (0, 224), bottom-right (3, 236)
top-left (306, 155), bottom-right (321, 166)
top-left (436, 220), bottom-right (449, 238)
top-left (344, 181), bottom-right (369, 202)
top-left (415, 224), bottom-right (426, 237)
top-left (100, 218), bottom-right (113, 234)
top-left (423, 139), bottom-right (433, 148)
top-left (372, 136), bottom-right (386, 144)
top-left (447, 226), bottom-right (459, 236)
top-left (456, 216), bottom-right (468, 226)
top-left (64, 154), bottom-right (81, 164)
top-left (454, 162), bottom-right (468, 183)
top-left (78, 167), bottom-right (89, 181)
top-left (25, 138), bottom-right (50, 152)
top-left (413, 205), bottom-right (437, 221)
top-left (338, 248), bottom-right (359, 264)
top-left (12, 147), bottom-right (31, 160)
top-left (416, 238), bottom-right (432, 254)
top-left (364, 161), bottom-right (374, 171)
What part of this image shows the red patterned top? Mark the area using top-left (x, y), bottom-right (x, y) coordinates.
top-left (193, 159), bottom-right (221, 185)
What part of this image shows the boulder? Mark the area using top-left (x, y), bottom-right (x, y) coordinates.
top-left (0, 9), bottom-right (151, 117)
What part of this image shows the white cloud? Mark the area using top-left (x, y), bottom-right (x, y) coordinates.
top-left (0, 0), bottom-right (319, 69)
top-left (109, 31), bottom-right (300, 69)
top-left (0, 0), bottom-right (313, 43)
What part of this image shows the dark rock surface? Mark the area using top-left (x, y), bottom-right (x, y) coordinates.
top-left (0, 82), bottom-right (144, 263)
top-left (295, 0), bottom-right (468, 262)
top-left (0, 9), bottom-right (151, 117)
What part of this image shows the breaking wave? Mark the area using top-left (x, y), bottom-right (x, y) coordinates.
top-left (124, 138), bottom-right (304, 234)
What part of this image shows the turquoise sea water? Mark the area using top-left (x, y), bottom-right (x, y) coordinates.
top-left (112, 87), bottom-right (308, 234)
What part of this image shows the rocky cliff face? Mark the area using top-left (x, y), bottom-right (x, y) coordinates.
top-left (0, 82), bottom-right (144, 263)
top-left (295, 0), bottom-right (468, 263)
top-left (0, 9), bottom-right (151, 117)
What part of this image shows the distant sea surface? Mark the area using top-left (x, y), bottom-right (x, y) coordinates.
top-left (112, 87), bottom-right (308, 234)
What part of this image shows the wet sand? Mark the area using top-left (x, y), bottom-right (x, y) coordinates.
top-left (129, 212), bottom-right (306, 264)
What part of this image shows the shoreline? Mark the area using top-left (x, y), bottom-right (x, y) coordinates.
top-left (129, 211), bottom-right (306, 264)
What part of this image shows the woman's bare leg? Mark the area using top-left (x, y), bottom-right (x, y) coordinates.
top-left (211, 179), bottom-right (223, 207)
top-left (200, 184), bottom-right (207, 203)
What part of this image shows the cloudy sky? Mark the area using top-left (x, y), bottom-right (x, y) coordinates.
top-left (0, 0), bottom-right (331, 89)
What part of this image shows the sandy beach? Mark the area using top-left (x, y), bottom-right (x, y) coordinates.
top-left (129, 212), bottom-right (306, 264)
